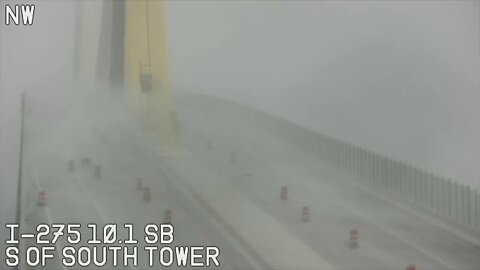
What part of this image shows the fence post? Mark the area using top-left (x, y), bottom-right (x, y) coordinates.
top-left (344, 142), bottom-right (349, 170)
top-left (390, 158), bottom-right (395, 192)
top-left (402, 163), bottom-right (407, 195)
top-left (397, 161), bottom-right (402, 194)
top-left (431, 174), bottom-right (436, 212)
top-left (434, 174), bottom-right (440, 213)
top-left (326, 137), bottom-right (331, 163)
top-left (448, 179), bottom-right (453, 218)
top-left (380, 155), bottom-right (383, 186)
top-left (425, 172), bottom-right (430, 208)
top-left (418, 168), bottom-right (424, 204)
top-left (404, 163), bottom-right (409, 197)
top-left (369, 151), bottom-right (374, 182)
top-left (428, 173), bottom-right (433, 210)
top-left (391, 160), bottom-right (395, 192)
top-left (385, 158), bottom-right (390, 190)
top-left (359, 148), bottom-right (364, 178)
top-left (399, 162), bottom-right (404, 196)
top-left (366, 150), bottom-right (371, 181)
top-left (440, 177), bottom-right (446, 216)
top-left (462, 185), bottom-right (466, 225)
top-left (323, 135), bottom-right (327, 159)
top-left (393, 160), bottom-right (398, 193)
top-left (345, 142), bottom-right (349, 170)
top-left (425, 172), bottom-right (430, 207)
top-left (400, 162), bottom-right (404, 194)
top-left (455, 182), bottom-right (459, 222)
top-left (355, 146), bottom-right (360, 175)
top-left (419, 171), bottom-right (425, 206)
top-left (476, 190), bottom-right (479, 231)
top-left (345, 142), bottom-right (350, 170)
top-left (467, 186), bottom-right (471, 227)
top-left (368, 151), bottom-right (375, 180)
top-left (410, 166), bottom-right (416, 200)
top-left (319, 135), bottom-right (324, 159)
top-left (362, 149), bottom-right (366, 179)
top-left (412, 168), bottom-right (416, 202)
top-left (336, 140), bottom-right (341, 167)
top-left (336, 139), bottom-right (341, 167)
top-left (407, 165), bottom-right (413, 199)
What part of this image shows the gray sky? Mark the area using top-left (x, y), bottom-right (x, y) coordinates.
top-left (0, 0), bottom-right (75, 231)
top-left (1, 0), bottom-right (479, 207)
top-left (165, 0), bottom-right (480, 187)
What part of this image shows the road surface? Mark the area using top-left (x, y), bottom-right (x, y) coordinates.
top-left (8, 93), bottom-right (480, 270)
top-left (176, 95), bottom-right (480, 270)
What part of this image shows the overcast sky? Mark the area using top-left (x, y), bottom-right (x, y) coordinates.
top-left (166, 0), bottom-right (479, 189)
top-left (1, 0), bottom-right (479, 213)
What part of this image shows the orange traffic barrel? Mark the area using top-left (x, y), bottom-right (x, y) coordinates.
top-left (37, 191), bottom-right (46, 207)
top-left (143, 187), bottom-right (151, 202)
top-left (164, 209), bottom-right (172, 223)
top-left (301, 206), bottom-right (310, 222)
top-left (68, 160), bottom-right (74, 172)
top-left (347, 229), bottom-right (359, 248)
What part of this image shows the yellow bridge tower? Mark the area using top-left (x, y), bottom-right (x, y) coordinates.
top-left (74, 0), bottom-right (179, 152)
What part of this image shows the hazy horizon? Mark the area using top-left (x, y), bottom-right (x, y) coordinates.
top-left (1, 0), bottom-right (479, 195)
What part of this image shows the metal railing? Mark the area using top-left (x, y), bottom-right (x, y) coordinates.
top-left (258, 112), bottom-right (480, 233)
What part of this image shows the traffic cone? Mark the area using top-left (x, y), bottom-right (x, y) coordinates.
top-left (301, 206), bottom-right (310, 222)
top-left (406, 265), bottom-right (416, 270)
top-left (280, 186), bottom-right (288, 200)
top-left (143, 187), bottom-right (151, 202)
top-left (37, 191), bottom-right (46, 207)
top-left (347, 229), bottom-right (359, 248)
top-left (94, 165), bottom-right (101, 179)
top-left (163, 209), bottom-right (172, 223)
top-left (136, 177), bottom-right (143, 191)
top-left (68, 160), bottom-right (74, 172)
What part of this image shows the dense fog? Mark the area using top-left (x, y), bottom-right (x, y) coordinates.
top-left (0, 1), bottom-right (479, 269)
top-left (2, 1), bottom-right (478, 193)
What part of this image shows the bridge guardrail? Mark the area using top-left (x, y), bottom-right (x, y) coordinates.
top-left (256, 111), bottom-right (480, 233)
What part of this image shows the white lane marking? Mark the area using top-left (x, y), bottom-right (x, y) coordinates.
top-left (210, 144), bottom-right (458, 270)
top-left (186, 219), bottom-right (234, 270)
top-left (300, 172), bottom-right (458, 270)
top-left (147, 177), bottom-right (235, 270)
top-left (73, 174), bottom-right (138, 270)
top-left (32, 170), bottom-right (68, 270)
top-left (130, 133), bottom-right (262, 270)
top-left (73, 176), bottom-right (108, 222)
top-left (339, 167), bottom-right (480, 247)
top-left (101, 131), bottom-right (236, 270)
top-left (113, 121), bottom-right (259, 270)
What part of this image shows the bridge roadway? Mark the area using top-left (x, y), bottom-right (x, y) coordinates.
top-left (175, 95), bottom-right (480, 270)
top-left (16, 94), bottom-right (480, 270)
top-left (18, 93), bottom-right (333, 270)
top-left (19, 106), bottom-right (255, 270)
